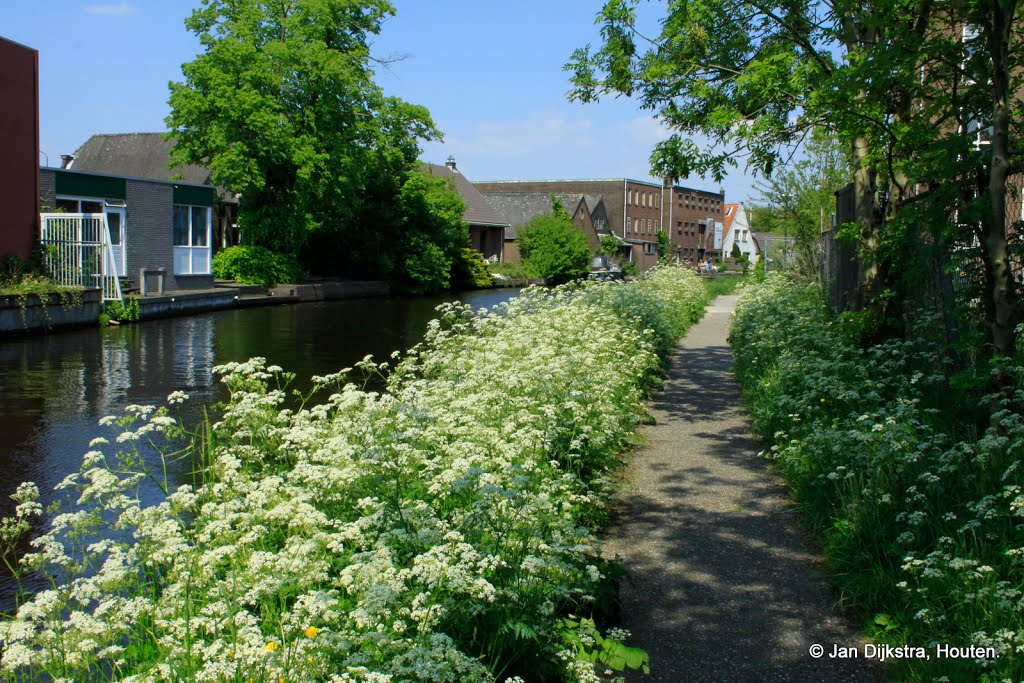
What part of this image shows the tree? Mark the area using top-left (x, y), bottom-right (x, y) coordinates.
top-left (567, 0), bottom-right (1024, 355)
top-left (166, 0), bottom-right (440, 259)
top-left (389, 170), bottom-right (468, 294)
top-left (656, 230), bottom-right (670, 262)
top-left (517, 215), bottom-right (592, 285)
top-left (752, 129), bottom-right (851, 274)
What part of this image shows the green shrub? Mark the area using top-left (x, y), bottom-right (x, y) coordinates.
top-left (489, 261), bottom-right (530, 279)
top-left (104, 297), bottom-right (140, 322)
top-left (731, 273), bottom-right (1024, 681)
top-left (212, 246), bottom-right (306, 287)
top-left (449, 248), bottom-right (495, 290)
top-left (517, 215), bottom-right (591, 285)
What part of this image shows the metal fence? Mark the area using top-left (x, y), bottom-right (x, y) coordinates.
top-left (40, 213), bottom-right (123, 304)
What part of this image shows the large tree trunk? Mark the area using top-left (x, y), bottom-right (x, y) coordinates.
top-left (852, 135), bottom-right (882, 311)
top-left (981, 0), bottom-right (1019, 357)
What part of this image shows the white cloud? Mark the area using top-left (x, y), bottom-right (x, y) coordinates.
top-left (445, 118), bottom-right (594, 158)
top-left (623, 116), bottom-right (672, 145)
top-left (82, 2), bottom-right (136, 16)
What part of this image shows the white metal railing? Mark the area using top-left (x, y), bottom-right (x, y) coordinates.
top-left (40, 213), bottom-right (123, 304)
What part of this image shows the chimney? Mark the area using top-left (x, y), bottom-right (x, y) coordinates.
top-left (445, 155), bottom-right (457, 172)
top-left (60, 154), bottom-right (76, 169)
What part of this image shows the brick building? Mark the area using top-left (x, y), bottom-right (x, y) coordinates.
top-left (475, 178), bottom-right (725, 271)
top-left (422, 160), bottom-right (508, 262)
top-left (478, 192), bottom-right (609, 264)
top-left (66, 133), bottom-right (240, 252)
top-left (0, 37), bottom-right (40, 261)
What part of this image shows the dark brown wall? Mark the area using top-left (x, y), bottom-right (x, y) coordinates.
top-left (662, 185), bottom-right (726, 261)
top-left (0, 38), bottom-right (39, 261)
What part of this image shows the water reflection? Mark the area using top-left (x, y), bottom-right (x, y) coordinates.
top-left (0, 288), bottom-right (520, 603)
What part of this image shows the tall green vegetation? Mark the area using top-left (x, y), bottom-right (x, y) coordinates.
top-left (167, 0), bottom-right (467, 293)
top-left (517, 206), bottom-right (592, 286)
top-left (0, 267), bottom-right (707, 682)
top-left (750, 129), bottom-right (851, 273)
top-left (732, 273), bottom-right (1024, 680)
top-left (567, 0), bottom-right (1024, 358)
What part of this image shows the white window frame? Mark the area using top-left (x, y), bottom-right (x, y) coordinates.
top-left (173, 204), bottom-right (212, 275)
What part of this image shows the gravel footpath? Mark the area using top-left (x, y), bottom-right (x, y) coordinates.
top-left (604, 295), bottom-right (881, 682)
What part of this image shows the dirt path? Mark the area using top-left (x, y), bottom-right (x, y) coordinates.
top-left (604, 295), bottom-right (880, 682)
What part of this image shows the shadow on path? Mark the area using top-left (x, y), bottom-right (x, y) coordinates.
top-left (604, 295), bottom-right (881, 682)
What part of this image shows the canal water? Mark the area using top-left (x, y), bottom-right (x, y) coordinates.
top-left (0, 288), bottom-right (519, 604)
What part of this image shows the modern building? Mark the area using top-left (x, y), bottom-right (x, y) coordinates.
top-left (65, 133), bottom-right (240, 251)
top-left (0, 36), bottom-right (39, 262)
top-left (40, 166), bottom-right (218, 291)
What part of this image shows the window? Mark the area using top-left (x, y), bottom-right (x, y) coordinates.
top-left (644, 243), bottom-right (657, 255)
top-left (173, 204), bottom-right (212, 275)
top-left (56, 196), bottom-right (117, 244)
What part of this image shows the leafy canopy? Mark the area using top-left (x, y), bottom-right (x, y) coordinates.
top-left (166, 0), bottom-right (440, 257)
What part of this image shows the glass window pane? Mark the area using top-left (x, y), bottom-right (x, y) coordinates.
top-left (55, 198), bottom-right (78, 213)
top-left (106, 212), bottom-right (121, 245)
top-left (191, 207), bottom-right (208, 246)
top-left (81, 201), bottom-right (103, 214)
top-left (173, 206), bottom-right (190, 246)
top-left (174, 246), bottom-right (190, 275)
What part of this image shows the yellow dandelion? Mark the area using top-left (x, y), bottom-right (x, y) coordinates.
top-left (264, 641), bottom-right (279, 652)
top-left (304, 626), bottom-right (320, 638)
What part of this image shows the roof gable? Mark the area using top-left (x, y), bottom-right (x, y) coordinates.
top-left (476, 191), bottom-right (591, 239)
top-left (421, 163), bottom-right (509, 229)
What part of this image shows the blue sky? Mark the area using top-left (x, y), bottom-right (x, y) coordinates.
top-left (5, 0), bottom-right (759, 203)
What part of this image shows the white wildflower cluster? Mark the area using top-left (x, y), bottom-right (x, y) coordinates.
top-left (731, 272), bottom-right (1024, 681)
top-left (0, 266), bottom-right (705, 682)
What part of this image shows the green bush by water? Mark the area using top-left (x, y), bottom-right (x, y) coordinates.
top-left (212, 245), bottom-right (307, 288)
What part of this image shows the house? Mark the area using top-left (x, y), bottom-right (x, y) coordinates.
top-left (0, 36), bottom-right (39, 262)
top-left (721, 203), bottom-right (757, 264)
top-left (476, 191), bottom-right (610, 264)
top-left (66, 133), bottom-right (239, 251)
top-left (40, 166), bottom-right (218, 291)
top-left (422, 158), bottom-right (509, 262)
top-left (474, 177), bottom-right (726, 272)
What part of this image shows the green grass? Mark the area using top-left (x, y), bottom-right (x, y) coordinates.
top-left (702, 274), bottom-right (748, 298)
top-left (488, 261), bottom-right (530, 279)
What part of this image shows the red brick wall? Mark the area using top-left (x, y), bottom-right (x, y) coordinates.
top-left (0, 38), bottom-right (39, 261)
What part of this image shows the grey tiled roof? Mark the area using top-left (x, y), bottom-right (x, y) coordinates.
top-left (71, 133), bottom-right (212, 186)
top-left (421, 164), bottom-right (509, 229)
top-left (476, 192), bottom-right (588, 240)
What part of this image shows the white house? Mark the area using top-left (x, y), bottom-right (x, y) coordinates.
top-left (721, 203), bottom-right (757, 264)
